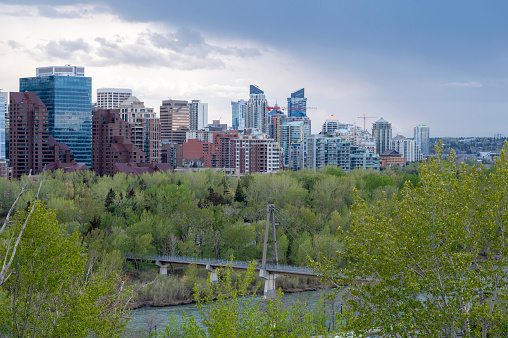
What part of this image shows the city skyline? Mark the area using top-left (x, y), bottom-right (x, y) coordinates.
top-left (1, 1), bottom-right (507, 137)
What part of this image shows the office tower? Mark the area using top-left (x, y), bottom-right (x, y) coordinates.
top-left (322, 115), bottom-right (340, 133)
top-left (97, 88), bottom-right (132, 109)
top-left (119, 96), bottom-right (161, 163)
top-left (231, 99), bottom-right (247, 131)
top-left (20, 65), bottom-right (92, 166)
top-left (92, 109), bottom-right (145, 176)
top-left (188, 100), bottom-right (208, 131)
top-left (9, 92), bottom-right (52, 178)
top-left (306, 134), bottom-right (379, 171)
top-left (372, 117), bottom-right (392, 155)
top-left (287, 88), bottom-right (307, 117)
top-left (280, 121), bottom-right (305, 168)
top-left (236, 132), bottom-right (280, 173)
top-left (391, 135), bottom-right (423, 163)
top-left (0, 91), bottom-right (7, 160)
top-left (245, 85), bottom-right (267, 132)
top-left (160, 99), bottom-right (189, 144)
top-left (414, 124), bottom-right (430, 155)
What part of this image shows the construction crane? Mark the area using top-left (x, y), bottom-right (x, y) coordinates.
top-left (358, 114), bottom-right (378, 131)
top-left (267, 106), bottom-right (317, 112)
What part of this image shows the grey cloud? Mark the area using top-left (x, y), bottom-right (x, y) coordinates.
top-left (40, 38), bottom-right (91, 59)
top-left (8, 41), bottom-right (22, 49)
top-left (37, 5), bottom-right (85, 18)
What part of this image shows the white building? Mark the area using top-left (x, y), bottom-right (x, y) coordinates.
top-left (322, 115), bottom-right (340, 133)
top-left (245, 85), bottom-right (267, 133)
top-left (97, 88), bottom-right (132, 109)
top-left (281, 121), bottom-right (306, 168)
top-left (37, 65), bottom-right (85, 77)
top-left (390, 135), bottom-right (423, 163)
top-left (188, 100), bottom-right (208, 130)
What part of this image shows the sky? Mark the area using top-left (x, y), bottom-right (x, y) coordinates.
top-left (0, 0), bottom-right (507, 137)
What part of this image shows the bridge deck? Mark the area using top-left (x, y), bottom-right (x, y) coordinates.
top-left (124, 254), bottom-right (318, 277)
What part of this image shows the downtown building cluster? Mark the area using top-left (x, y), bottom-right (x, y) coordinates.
top-left (0, 65), bottom-right (430, 179)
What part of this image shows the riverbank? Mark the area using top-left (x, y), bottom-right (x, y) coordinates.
top-left (126, 268), bottom-right (332, 310)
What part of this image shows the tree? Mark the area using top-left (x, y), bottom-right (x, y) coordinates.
top-left (0, 203), bottom-right (132, 337)
top-left (161, 260), bottom-right (327, 337)
top-left (313, 143), bottom-right (508, 337)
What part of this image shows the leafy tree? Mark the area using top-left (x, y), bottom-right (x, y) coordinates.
top-left (312, 144), bottom-right (508, 337)
top-left (164, 260), bottom-right (327, 337)
top-left (0, 203), bottom-right (131, 337)
top-left (234, 181), bottom-right (246, 203)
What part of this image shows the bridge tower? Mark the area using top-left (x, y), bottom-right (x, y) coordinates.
top-left (260, 204), bottom-right (279, 299)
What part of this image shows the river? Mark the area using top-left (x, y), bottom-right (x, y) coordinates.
top-left (126, 288), bottom-right (347, 334)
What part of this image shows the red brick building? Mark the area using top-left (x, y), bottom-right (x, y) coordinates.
top-left (9, 92), bottom-right (53, 178)
top-left (92, 109), bottom-right (146, 176)
top-left (179, 131), bottom-right (239, 169)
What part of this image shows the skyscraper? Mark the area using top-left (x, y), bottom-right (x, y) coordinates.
top-left (97, 88), bottom-right (132, 109)
top-left (231, 99), bottom-right (247, 131)
top-left (245, 85), bottom-right (267, 132)
top-left (287, 88), bottom-right (307, 117)
top-left (280, 121), bottom-right (305, 167)
top-left (0, 91), bottom-right (7, 160)
top-left (414, 124), bottom-right (430, 155)
top-left (160, 99), bottom-right (190, 144)
top-left (372, 117), bottom-right (392, 155)
top-left (20, 65), bottom-right (92, 166)
top-left (188, 100), bottom-right (208, 131)
top-left (9, 92), bottom-right (52, 178)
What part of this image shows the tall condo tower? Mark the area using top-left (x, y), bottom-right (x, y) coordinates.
top-left (414, 124), bottom-right (430, 155)
top-left (372, 117), bottom-right (392, 155)
top-left (231, 99), bottom-right (247, 131)
top-left (160, 99), bottom-right (190, 144)
top-left (246, 85), bottom-right (267, 132)
top-left (287, 88), bottom-right (307, 117)
top-left (188, 100), bottom-right (208, 131)
top-left (322, 115), bottom-right (340, 133)
top-left (97, 88), bottom-right (132, 109)
top-left (20, 65), bottom-right (92, 166)
top-left (0, 91), bottom-right (7, 160)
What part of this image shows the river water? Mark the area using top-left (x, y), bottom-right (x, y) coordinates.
top-left (127, 288), bottom-right (347, 333)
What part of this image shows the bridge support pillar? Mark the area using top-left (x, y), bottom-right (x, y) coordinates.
top-left (155, 260), bottom-right (170, 276)
top-left (259, 269), bottom-right (279, 299)
top-left (206, 264), bottom-right (218, 284)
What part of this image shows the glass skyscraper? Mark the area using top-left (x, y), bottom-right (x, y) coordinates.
top-left (20, 66), bottom-right (92, 166)
top-left (414, 124), bottom-right (430, 155)
top-left (287, 88), bottom-right (307, 117)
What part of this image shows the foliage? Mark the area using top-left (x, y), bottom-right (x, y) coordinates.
top-left (0, 203), bottom-right (132, 337)
top-left (312, 143), bottom-right (508, 337)
top-left (155, 261), bottom-right (327, 337)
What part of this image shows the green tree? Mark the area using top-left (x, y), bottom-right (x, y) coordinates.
top-left (163, 260), bottom-right (326, 338)
top-left (0, 203), bottom-right (131, 337)
top-left (312, 144), bottom-right (508, 337)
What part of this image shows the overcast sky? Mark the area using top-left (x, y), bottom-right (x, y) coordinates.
top-left (1, 1), bottom-right (507, 137)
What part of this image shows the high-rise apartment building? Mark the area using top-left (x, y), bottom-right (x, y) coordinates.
top-left (287, 88), bottom-right (307, 117)
top-left (245, 85), bottom-right (267, 132)
top-left (280, 121), bottom-right (305, 168)
top-left (119, 96), bottom-right (160, 163)
top-left (8, 92), bottom-right (52, 178)
top-left (92, 109), bottom-right (145, 176)
top-left (160, 99), bottom-right (190, 144)
top-left (391, 135), bottom-right (423, 163)
top-left (231, 99), bottom-right (247, 131)
top-left (20, 65), bottom-right (92, 166)
top-left (322, 115), bottom-right (340, 133)
top-left (236, 132), bottom-right (281, 173)
top-left (266, 109), bottom-right (286, 145)
top-left (307, 134), bottom-right (379, 171)
top-left (188, 100), bottom-right (208, 131)
top-left (414, 124), bottom-right (430, 155)
top-left (0, 91), bottom-right (7, 160)
top-left (97, 88), bottom-right (132, 109)
top-left (372, 117), bottom-right (392, 155)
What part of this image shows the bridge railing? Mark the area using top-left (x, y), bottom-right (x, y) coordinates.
top-left (123, 253), bottom-right (316, 275)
